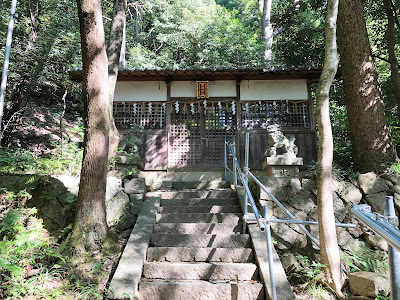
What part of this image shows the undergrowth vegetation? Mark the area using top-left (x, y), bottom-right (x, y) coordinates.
top-left (0, 190), bottom-right (110, 299)
top-left (0, 144), bottom-right (83, 176)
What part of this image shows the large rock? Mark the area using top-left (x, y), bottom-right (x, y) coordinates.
top-left (290, 190), bottom-right (316, 215)
top-left (349, 271), bottom-right (390, 298)
top-left (381, 173), bottom-right (400, 185)
top-left (358, 172), bottom-right (389, 194)
top-left (336, 181), bottom-right (362, 204)
top-left (124, 178), bottom-right (146, 195)
top-left (365, 233), bottom-right (388, 251)
top-left (343, 215), bottom-right (367, 238)
top-left (106, 176), bottom-right (122, 201)
top-left (106, 191), bottom-right (130, 226)
top-left (365, 192), bottom-right (387, 214)
top-left (271, 223), bottom-right (307, 250)
top-left (287, 177), bottom-right (302, 197)
top-left (259, 177), bottom-right (290, 202)
top-left (337, 227), bottom-right (366, 252)
top-left (301, 178), bottom-right (316, 191)
top-left (333, 193), bottom-right (346, 223)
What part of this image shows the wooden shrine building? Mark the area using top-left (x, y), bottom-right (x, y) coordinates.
top-left (69, 68), bottom-right (321, 171)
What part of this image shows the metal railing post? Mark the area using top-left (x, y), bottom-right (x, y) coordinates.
top-left (233, 144), bottom-right (237, 190)
top-left (243, 131), bottom-right (250, 233)
top-left (385, 196), bottom-right (400, 300)
top-left (264, 205), bottom-right (277, 300)
top-left (224, 137), bottom-right (227, 182)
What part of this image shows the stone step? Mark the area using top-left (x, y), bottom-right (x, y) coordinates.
top-left (147, 247), bottom-right (254, 263)
top-left (150, 234), bottom-right (251, 248)
top-left (156, 213), bottom-right (241, 224)
top-left (143, 262), bottom-right (258, 281)
top-left (153, 222), bottom-right (242, 234)
top-left (159, 189), bottom-right (236, 199)
top-left (138, 280), bottom-right (264, 300)
top-left (171, 180), bottom-right (230, 190)
top-left (158, 205), bottom-right (242, 214)
top-left (160, 198), bottom-right (238, 207)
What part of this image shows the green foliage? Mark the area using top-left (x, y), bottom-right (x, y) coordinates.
top-left (0, 144), bottom-right (82, 176)
top-left (126, 0), bottom-right (263, 68)
top-left (342, 245), bottom-right (389, 274)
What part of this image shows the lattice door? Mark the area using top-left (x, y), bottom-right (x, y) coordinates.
top-left (169, 103), bottom-right (202, 167)
top-left (204, 103), bottom-right (235, 166)
top-left (168, 101), bottom-right (235, 168)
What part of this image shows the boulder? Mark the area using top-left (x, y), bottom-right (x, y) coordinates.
top-left (290, 191), bottom-right (316, 215)
top-left (381, 173), bottom-right (400, 185)
top-left (336, 181), bottom-right (362, 204)
top-left (271, 223), bottom-right (307, 250)
top-left (106, 176), bottom-right (122, 201)
top-left (333, 193), bottom-right (347, 222)
top-left (287, 177), bottom-right (302, 197)
top-left (349, 271), bottom-right (390, 298)
top-left (358, 172), bottom-right (389, 195)
top-left (337, 227), bottom-right (366, 252)
top-left (365, 233), bottom-right (388, 251)
top-left (301, 178), bottom-right (316, 191)
top-left (280, 252), bottom-right (300, 272)
top-left (124, 178), bottom-right (146, 195)
top-left (343, 215), bottom-right (367, 238)
top-left (106, 191), bottom-right (130, 226)
top-left (365, 192), bottom-right (387, 215)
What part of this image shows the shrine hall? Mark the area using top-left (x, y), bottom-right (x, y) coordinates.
top-left (69, 68), bottom-right (320, 171)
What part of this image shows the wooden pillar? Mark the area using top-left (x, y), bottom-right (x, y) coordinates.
top-left (236, 79), bottom-right (241, 165)
top-left (307, 80), bottom-right (316, 130)
top-left (166, 80), bottom-right (171, 169)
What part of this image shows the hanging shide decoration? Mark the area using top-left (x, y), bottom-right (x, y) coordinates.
top-left (231, 101), bottom-right (236, 115)
top-left (148, 102), bottom-right (152, 114)
top-left (218, 101), bottom-right (222, 112)
top-left (190, 102), bottom-right (195, 115)
top-left (196, 81), bottom-right (209, 99)
top-left (203, 100), bottom-right (207, 114)
top-left (175, 101), bottom-right (180, 113)
top-left (133, 103), bottom-right (137, 115)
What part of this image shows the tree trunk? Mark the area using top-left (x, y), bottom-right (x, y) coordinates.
top-left (71, 0), bottom-right (114, 253)
top-left (316, 0), bottom-right (345, 297)
top-left (28, 0), bottom-right (39, 48)
top-left (384, 0), bottom-right (400, 120)
top-left (107, 0), bottom-right (127, 160)
top-left (337, 0), bottom-right (397, 173)
top-left (262, 0), bottom-right (273, 66)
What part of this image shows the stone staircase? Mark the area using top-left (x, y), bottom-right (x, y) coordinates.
top-left (138, 184), bottom-right (265, 300)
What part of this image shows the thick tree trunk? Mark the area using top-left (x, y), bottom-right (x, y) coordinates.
top-left (262, 0), bottom-right (273, 66)
top-left (107, 0), bottom-right (127, 160)
top-left (384, 0), bottom-right (400, 120)
top-left (316, 0), bottom-right (344, 297)
top-left (337, 0), bottom-right (397, 173)
top-left (71, 0), bottom-right (113, 253)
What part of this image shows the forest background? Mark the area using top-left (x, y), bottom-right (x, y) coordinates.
top-left (0, 0), bottom-right (400, 298)
top-left (0, 0), bottom-right (398, 175)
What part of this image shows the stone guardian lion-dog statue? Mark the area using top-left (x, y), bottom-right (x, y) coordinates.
top-left (266, 124), bottom-right (298, 158)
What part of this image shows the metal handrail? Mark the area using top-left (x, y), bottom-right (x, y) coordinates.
top-left (223, 131), bottom-right (355, 300)
top-left (228, 144), bottom-right (265, 231)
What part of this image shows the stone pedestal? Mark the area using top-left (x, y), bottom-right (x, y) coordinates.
top-left (117, 152), bottom-right (144, 170)
top-left (262, 156), bottom-right (303, 177)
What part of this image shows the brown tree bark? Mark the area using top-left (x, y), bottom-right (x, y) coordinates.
top-left (337, 0), bottom-right (397, 173)
top-left (107, 0), bottom-right (127, 160)
top-left (28, 0), bottom-right (39, 48)
top-left (70, 0), bottom-right (114, 253)
top-left (316, 0), bottom-right (344, 296)
top-left (384, 0), bottom-right (400, 120)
